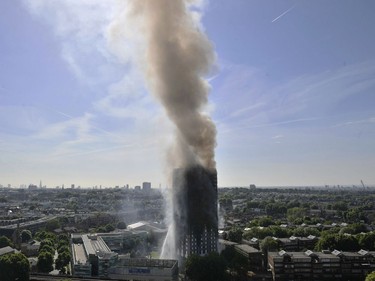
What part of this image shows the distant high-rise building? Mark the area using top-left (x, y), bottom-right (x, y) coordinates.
top-left (28, 184), bottom-right (37, 190)
top-left (142, 182), bottom-right (151, 190)
top-left (172, 165), bottom-right (218, 258)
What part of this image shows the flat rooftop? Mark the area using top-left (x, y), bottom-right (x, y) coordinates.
top-left (72, 234), bottom-right (113, 265)
top-left (117, 257), bottom-right (177, 268)
top-left (235, 244), bottom-right (260, 254)
top-left (82, 234), bottom-right (111, 256)
top-left (72, 243), bottom-right (87, 264)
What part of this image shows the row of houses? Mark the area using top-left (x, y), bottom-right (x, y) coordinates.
top-left (219, 238), bottom-right (375, 281)
top-left (268, 249), bottom-right (375, 281)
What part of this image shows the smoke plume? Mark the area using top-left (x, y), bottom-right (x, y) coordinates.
top-left (128, 0), bottom-right (217, 171)
top-left (119, 0), bottom-right (218, 260)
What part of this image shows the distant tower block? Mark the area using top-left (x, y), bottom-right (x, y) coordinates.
top-left (172, 166), bottom-right (218, 258)
top-left (142, 182), bottom-right (151, 190)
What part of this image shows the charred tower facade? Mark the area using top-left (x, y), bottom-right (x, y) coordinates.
top-left (172, 165), bottom-right (218, 258)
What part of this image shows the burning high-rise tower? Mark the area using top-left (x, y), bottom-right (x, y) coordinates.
top-left (117, 0), bottom-right (218, 260)
top-left (172, 166), bottom-right (218, 258)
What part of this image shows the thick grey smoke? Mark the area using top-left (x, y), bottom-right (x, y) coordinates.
top-left (120, 0), bottom-right (218, 260)
top-left (128, 0), bottom-right (217, 171)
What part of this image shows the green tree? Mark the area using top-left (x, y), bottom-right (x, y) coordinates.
top-left (243, 227), bottom-right (274, 240)
top-left (287, 207), bottom-right (307, 223)
top-left (185, 253), bottom-right (229, 281)
top-left (21, 230), bottom-right (32, 243)
top-left (57, 245), bottom-right (70, 254)
top-left (0, 236), bottom-right (13, 248)
top-left (265, 203), bottom-right (287, 216)
top-left (293, 227), bottom-right (306, 237)
top-left (304, 227), bottom-right (320, 237)
top-left (270, 226), bottom-right (290, 238)
top-left (40, 238), bottom-right (54, 248)
top-left (258, 217), bottom-right (275, 227)
top-left (117, 221), bottom-right (127, 229)
top-left (57, 234), bottom-right (69, 244)
top-left (332, 201), bottom-right (348, 211)
top-left (339, 227), bottom-right (355, 235)
top-left (37, 251), bottom-right (54, 273)
top-left (346, 209), bottom-right (366, 223)
top-left (34, 231), bottom-right (56, 243)
top-left (45, 219), bottom-right (61, 232)
top-left (228, 227), bottom-right (243, 243)
top-left (56, 250), bottom-right (71, 271)
top-left (0, 252), bottom-right (30, 281)
top-left (39, 244), bottom-right (55, 255)
top-left (359, 232), bottom-right (375, 250)
top-left (366, 271), bottom-right (375, 281)
top-left (39, 239), bottom-right (55, 255)
top-left (315, 233), bottom-right (360, 251)
top-left (260, 237), bottom-right (279, 253)
top-left (315, 234), bottom-right (337, 251)
top-left (105, 224), bottom-right (115, 232)
top-left (336, 234), bottom-right (360, 251)
top-left (221, 246), bottom-right (248, 278)
top-left (286, 200), bottom-right (300, 209)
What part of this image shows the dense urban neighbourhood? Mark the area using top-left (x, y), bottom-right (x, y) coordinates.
top-left (1, 185), bottom-right (375, 280)
top-left (220, 186), bottom-right (375, 238)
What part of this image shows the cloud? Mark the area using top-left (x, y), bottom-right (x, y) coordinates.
top-left (22, 0), bottom-right (164, 122)
top-left (228, 102), bottom-right (266, 119)
top-left (220, 117), bottom-right (319, 134)
top-left (92, 73), bottom-right (158, 120)
top-left (32, 112), bottom-right (94, 141)
top-left (333, 117), bottom-right (375, 128)
top-left (22, 0), bottom-right (123, 85)
top-left (0, 105), bottom-right (47, 133)
top-left (214, 60), bottom-right (375, 135)
top-left (271, 135), bottom-right (284, 139)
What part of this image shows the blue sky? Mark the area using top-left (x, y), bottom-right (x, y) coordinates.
top-left (1, 0), bottom-right (375, 188)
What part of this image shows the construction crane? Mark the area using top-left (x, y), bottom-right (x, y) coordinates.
top-left (361, 180), bottom-right (366, 189)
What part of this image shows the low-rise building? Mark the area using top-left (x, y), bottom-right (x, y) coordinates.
top-left (108, 257), bottom-right (178, 281)
top-left (97, 229), bottom-right (148, 253)
top-left (71, 234), bottom-right (118, 277)
top-left (21, 240), bottom-right (40, 256)
top-left (268, 249), bottom-right (375, 281)
top-left (71, 232), bottom-right (178, 280)
top-left (275, 236), bottom-right (318, 251)
top-left (0, 246), bottom-right (18, 256)
top-left (235, 244), bottom-right (263, 272)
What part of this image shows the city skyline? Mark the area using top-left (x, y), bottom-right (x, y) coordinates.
top-left (1, 0), bottom-right (375, 188)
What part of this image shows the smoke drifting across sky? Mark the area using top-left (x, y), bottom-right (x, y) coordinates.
top-left (115, 0), bottom-right (217, 171)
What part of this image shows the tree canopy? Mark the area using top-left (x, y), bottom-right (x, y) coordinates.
top-left (227, 227), bottom-right (243, 243)
top-left (0, 253), bottom-right (30, 281)
top-left (185, 253), bottom-right (229, 281)
top-left (37, 251), bottom-right (54, 273)
top-left (366, 271), bottom-right (375, 281)
top-left (21, 230), bottom-right (32, 243)
top-left (0, 236), bottom-right (13, 248)
top-left (315, 233), bottom-right (360, 251)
